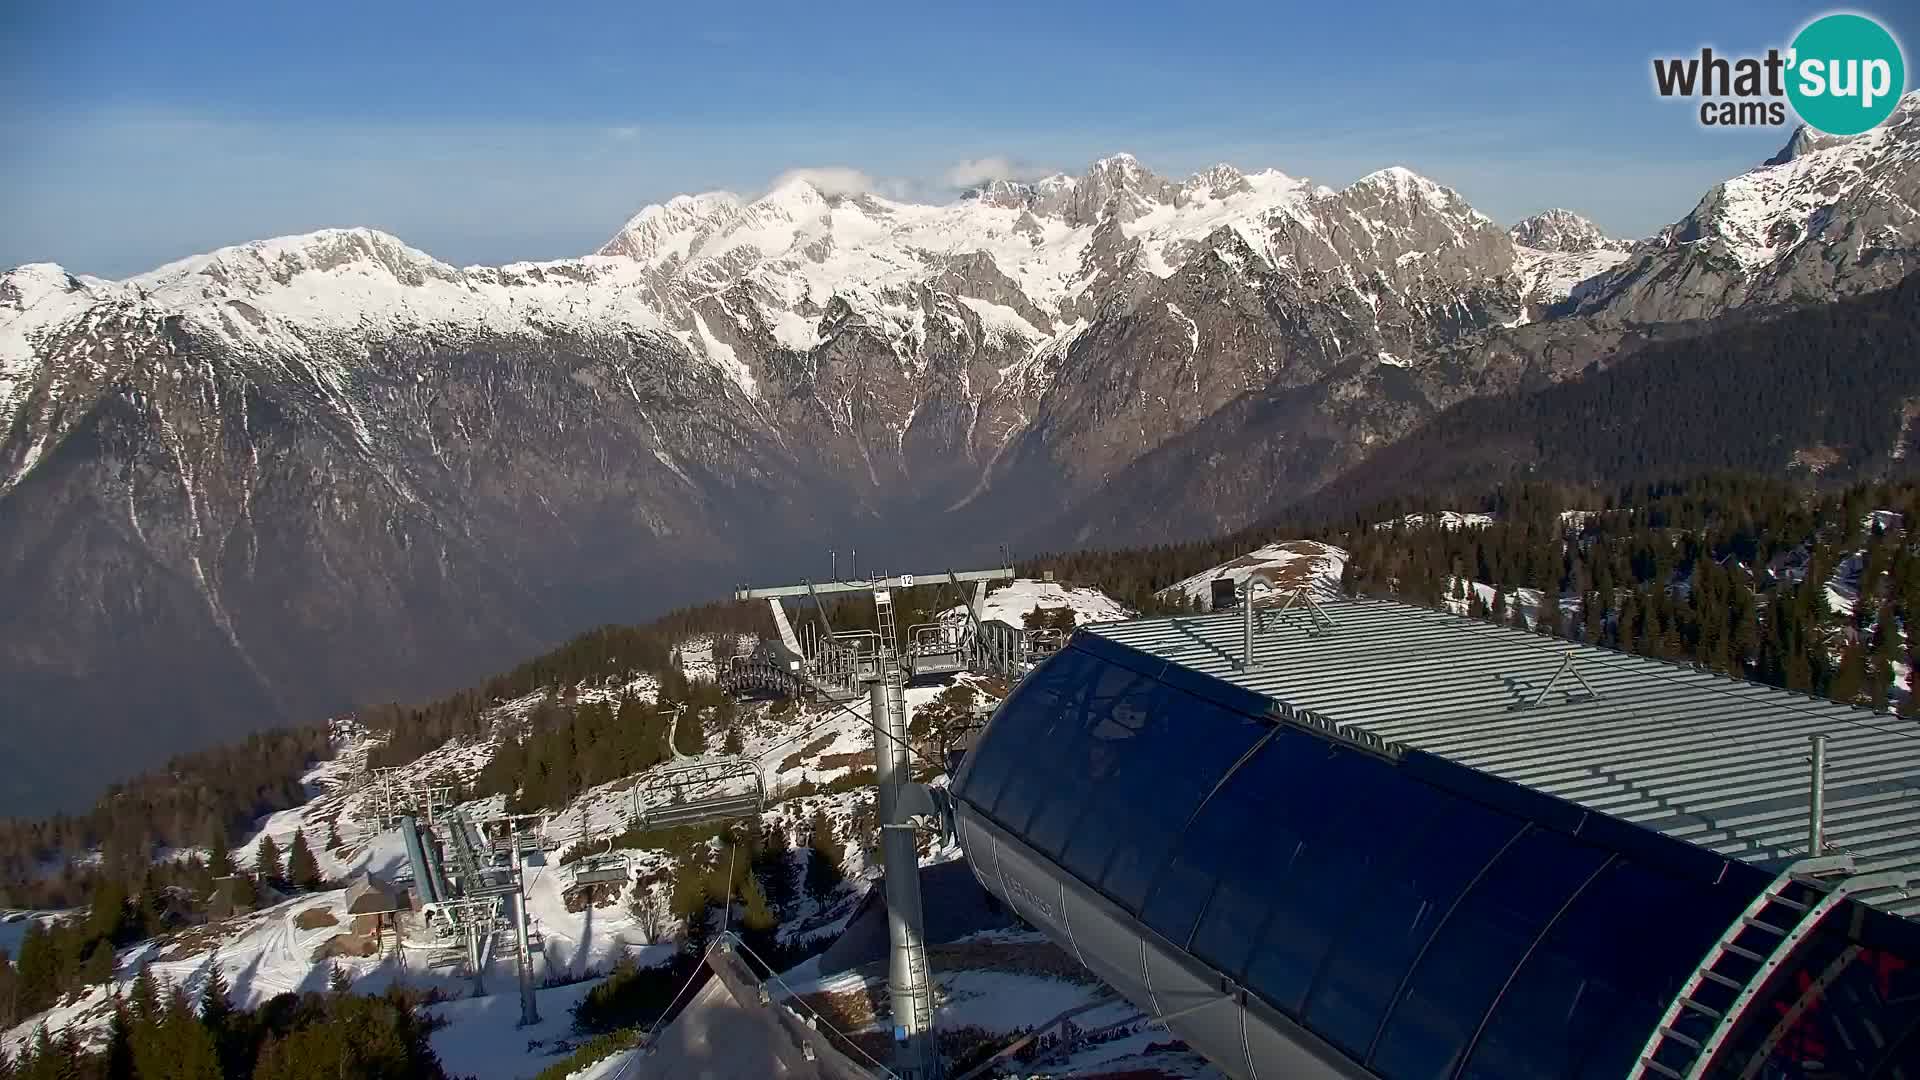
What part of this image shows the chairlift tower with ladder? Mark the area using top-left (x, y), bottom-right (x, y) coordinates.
top-left (735, 565), bottom-right (1016, 1080)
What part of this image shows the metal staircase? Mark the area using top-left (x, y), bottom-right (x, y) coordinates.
top-left (1633, 854), bottom-right (1908, 1079)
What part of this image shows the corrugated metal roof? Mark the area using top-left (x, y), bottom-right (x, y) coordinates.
top-left (1087, 596), bottom-right (1920, 919)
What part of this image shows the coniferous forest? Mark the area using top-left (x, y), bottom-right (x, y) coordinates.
top-left (0, 964), bottom-right (450, 1080)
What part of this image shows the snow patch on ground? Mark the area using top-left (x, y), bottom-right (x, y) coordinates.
top-left (1375, 510), bottom-right (1496, 530)
top-left (1160, 541), bottom-right (1348, 606)
top-left (957, 579), bottom-right (1134, 626)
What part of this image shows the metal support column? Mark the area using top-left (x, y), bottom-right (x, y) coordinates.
top-left (871, 646), bottom-right (941, 1079)
top-left (1241, 587), bottom-right (1257, 671)
top-left (1808, 733), bottom-right (1828, 856)
top-left (512, 840), bottom-right (540, 1026)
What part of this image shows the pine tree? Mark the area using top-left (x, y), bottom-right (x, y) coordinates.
top-left (254, 833), bottom-right (282, 884)
top-left (1903, 647), bottom-right (1920, 719)
top-left (198, 963), bottom-right (232, 1030)
top-left (0, 950), bottom-right (16, 1033)
top-left (1829, 641), bottom-right (1868, 705)
top-left (722, 724), bottom-right (744, 755)
top-left (327, 964), bottom-right (352, 995)
top-left (79, 942), bottom-right (113, 987)
top-left (86, 878), bottom-right (130, 945)
top-left (1867, 602), bottom-right (1898, 710)
top-left (286, 829), bottom-right (322, 891)
top-left (103, 998), bottom-right (135, 1080)
top-left (804, 810), bottom-right (845, 904)
top-left (672, 707), bottom-right (706, 757)
top-left (13, 925), bottom-right (55, 1017)
top-left (1539, 590), bottom-right (1564, 638)
top-left (738, 876), bottom-right (776, 934)
top-left (158, 987), bottom-right (221, 1080)
top-left (206, 829), bottom-right (234, 879)
top-left (754, 821), bottom-right (797, 917)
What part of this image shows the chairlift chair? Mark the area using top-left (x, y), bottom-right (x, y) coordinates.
top-left (631, 703), bottom-right (768, 831)
top-left (566, 834), bottom-right (632, 890)
top-left (1025, 626), bottom-right (1066, 659)
top-left (904, 621), bottom-right (970, 678)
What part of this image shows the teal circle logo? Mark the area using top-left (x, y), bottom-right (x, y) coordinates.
top-left (1787, 14), bottom-right (1906, 136)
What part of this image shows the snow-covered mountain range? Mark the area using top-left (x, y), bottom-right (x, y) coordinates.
top-left (4, 94), bottom-right (1919, 813)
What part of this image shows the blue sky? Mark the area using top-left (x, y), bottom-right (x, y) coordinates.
top-left (3, 0), bottom-right (1914, 277)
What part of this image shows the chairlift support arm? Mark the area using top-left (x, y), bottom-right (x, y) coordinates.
top-left (735, 567), bottom-right (1015, 601)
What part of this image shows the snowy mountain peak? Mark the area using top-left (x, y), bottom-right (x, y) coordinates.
top-left (1183, 163), bottom-right (1252, 200)
top-left (759, 174), bottom-right (832, 209)
top-left (597, 191), bottom-right (745, 264)
top-left (1764, 124), bottom-right (1852, 166)
top-left (1765, 91), bottom-right (1920, 165)
top-left (1055, 152), bottom-right (1178, 224)
top-left (1509, 209), bottom-right (1630, 253)
top-left (1347, 166), bottom-right (1474, 213)
top-left (134, 227), bottom-right (459, 299)
top-left (1, 262), bottom-right (86, 309)
top-left (1353, 165), bottom-right (1442, 196)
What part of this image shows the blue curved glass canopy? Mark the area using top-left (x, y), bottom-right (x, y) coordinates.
top-left (951, 636), bottom-right (1806, 1079)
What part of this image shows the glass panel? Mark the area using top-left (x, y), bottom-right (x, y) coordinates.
top-left (1302, 790), bottom-right (1525, 1059)
top-left (1053, 661), bottom-right (1169, 886)
top-left (1089, 686), bottom-right (1265, 912)
top-left (1459, 859), bottom-right (1752, 1080)
top-left (1139, 796), bottom-right (1242, 948)
top-left (1188, 730), bottom-right (1350, 977)
top-left (953, 647), bottom-right (1094, 816)
top-left (1368, 828), bottom-right (1608, 1080)
top-left (990, 657), bottom-right (1107, 840)
top-left (1239, 746), bottom-right (1399, 1012)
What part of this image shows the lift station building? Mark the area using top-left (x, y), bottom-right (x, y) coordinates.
top-left (950, 596), bottom-right (1920, 1079)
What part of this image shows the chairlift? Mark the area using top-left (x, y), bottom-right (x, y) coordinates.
top-left (719, 640), bottom-right (806, 700)
top-left (1025, 626), bottom-right (1067, 659)
top-left (631, 702), bottom-right (767, 831)
top-left (567, 833), bottom-right (632, 890)
top-left (904, 621), bottom-right (969, 678)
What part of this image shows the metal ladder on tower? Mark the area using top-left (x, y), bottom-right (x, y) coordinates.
top-left (1633, 853), bottom-right (1910, 1079)
top-left (904, 934), bottom-right (935, 1031)
top-left (875, 580), bottom-right (899, 662)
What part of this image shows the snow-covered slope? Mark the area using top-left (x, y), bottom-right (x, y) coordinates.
top-left (1578, 91), bottom-right (1920, 321)
top-left (1159, 541), bottom-right (1348, 606)
top-left (952, 578), bottom-right (1136, 626)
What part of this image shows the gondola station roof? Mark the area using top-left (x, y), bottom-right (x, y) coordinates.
top-left (1089, 595), bottom-right (1920, 920)
top-left (948, 595), bottom-right (1920, 1080)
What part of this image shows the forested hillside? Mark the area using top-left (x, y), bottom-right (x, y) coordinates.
top-left (1322, 272), bottom-right (1920, 511)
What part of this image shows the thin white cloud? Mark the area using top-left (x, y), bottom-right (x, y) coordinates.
top-left (767, 166), bottom-right (879, 196)
top-left (766, 166), bottom-right (918, 200)
top-left (940, 156), bottom-right (1047, 189)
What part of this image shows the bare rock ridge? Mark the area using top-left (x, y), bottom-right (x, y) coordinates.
top-left (4, 94), bottom-right (1919, 812)
top-left (1509, 209), bottom-right (1631, 253)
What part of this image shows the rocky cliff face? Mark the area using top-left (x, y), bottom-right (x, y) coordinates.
top-left (1509, 209), bottom-right (1631, 253)
top-left (5, 99), bottom-right (1919, 810)
top-left (1576, 94), bottom-right (1920, 323)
